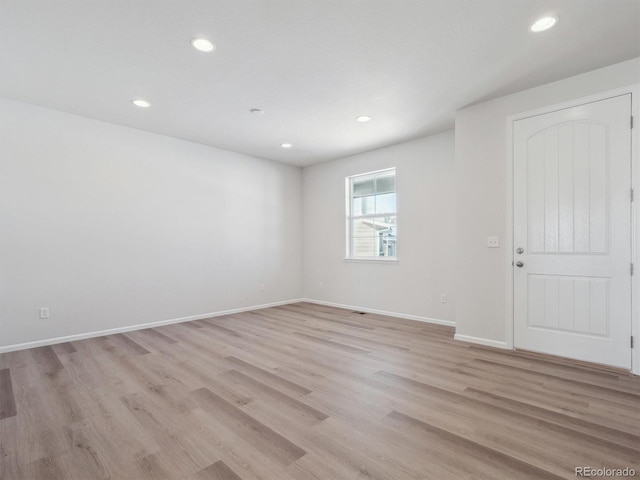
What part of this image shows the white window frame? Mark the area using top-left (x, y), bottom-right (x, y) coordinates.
top-left (345, 167), bottom-right (398, 263)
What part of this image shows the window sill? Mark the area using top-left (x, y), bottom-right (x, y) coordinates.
top-left (344, 257), bottom-right (398, 264)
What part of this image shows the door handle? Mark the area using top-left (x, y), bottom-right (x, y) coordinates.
top-left (515, 261), bottom-right (524, 268)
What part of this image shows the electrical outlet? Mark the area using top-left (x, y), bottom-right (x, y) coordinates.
top-left (319, 281), bottom-right (324, 289)
top-left (39, 307), bottom-right (50, 319)
top-left (487, 236), bottom-right (500, 248)
top-left (440, 294), bottom-right (447, 304)
top-left (259, 283), bottom-right (265, 292)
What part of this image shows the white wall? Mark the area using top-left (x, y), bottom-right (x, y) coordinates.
top-left (455, 57), bottom-right (640, 347)
top-left (0, 99), bottom-right (302, 350)
top-left (302, 131), bottom-right (456, 324)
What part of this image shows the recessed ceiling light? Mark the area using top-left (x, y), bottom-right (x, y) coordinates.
top-left (132, 99), bottom-right (151, 108)
top-left (356, 115), bottom-right (372, 122)
top-left (250, 108), bottom-right (264, 115)
top-left (280, 143), bottom-right (293, 149)
top-left (191, 37), bottom-right (216, 52)
top-left (530, 16), bottom-right (557, 32)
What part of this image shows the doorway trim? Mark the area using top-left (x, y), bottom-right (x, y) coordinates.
top-left (505, 84), bottom-right (640, 374)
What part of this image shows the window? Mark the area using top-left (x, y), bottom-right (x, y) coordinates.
top-left (346, 168), bottom-right (397, 260)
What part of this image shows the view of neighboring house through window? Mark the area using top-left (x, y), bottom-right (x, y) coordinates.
top-left (346, 168), bottom-right (397, 259)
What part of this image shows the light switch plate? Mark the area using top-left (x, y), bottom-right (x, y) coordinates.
top-left (487, 236), bottom-right (500, 248)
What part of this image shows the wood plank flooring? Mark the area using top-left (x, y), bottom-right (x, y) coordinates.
top-left (1, 302), bottom-right (638, 479)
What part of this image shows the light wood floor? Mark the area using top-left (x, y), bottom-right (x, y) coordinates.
top-left (1, 302), bottom-right (639, 479)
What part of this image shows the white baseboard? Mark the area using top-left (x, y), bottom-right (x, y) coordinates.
top-left (0, 298), bottom-right (306, 354)
top-left (453, 333), bottom-right (510, 350)
top-left (300, 298), bottom-right (456, 327)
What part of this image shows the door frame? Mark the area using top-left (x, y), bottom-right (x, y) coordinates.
top-left (505, 84), bottom-right (640, 374)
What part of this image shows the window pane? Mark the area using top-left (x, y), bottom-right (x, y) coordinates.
top-left (351, 216), bottom-right (397, 257)
top-left (375, 217), bottom-right (397, 257)
top-left (375, 216), bottom-right (396, 257)
top-left (352, 196), bottom-right (375, 216)
top-left (352, 175), bottom-right (375, 197)
top-left (375, 173), bottom-right (395, 194)
top-left (375, 193), bottom-right (396, 214)
top-left (379, 235), bottom-right (397, 256)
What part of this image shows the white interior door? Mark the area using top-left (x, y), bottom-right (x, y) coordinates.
top-left (513, 94), bottom-right (632, 369)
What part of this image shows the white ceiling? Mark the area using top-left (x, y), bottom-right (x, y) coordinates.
top-left (1, 1), bottom-right (639, 167)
